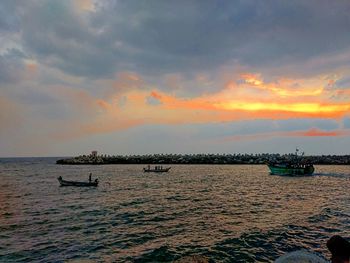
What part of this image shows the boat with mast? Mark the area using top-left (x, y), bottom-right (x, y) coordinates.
top-left (267, 149), bottom-right (315, 176)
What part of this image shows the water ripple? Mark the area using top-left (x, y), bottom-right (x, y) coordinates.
top-left (1, 161), bottom-right (349, 262)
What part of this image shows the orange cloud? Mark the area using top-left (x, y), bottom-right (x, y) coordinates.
top-left (49, 71), bottom-right (350, 140)
top-left (108, 72), bottom-right (145, 96)
top-left (74, 0), bottom-right (95, 12)
top-left (54, 86), bottom-right (111, 114)
top-left (234, 73), bottom-right (326, 98)
top-left (288, 128), bottom-right (350, 137)
top-left (53, 118), bottom-right (144, 140)
top-left (241, 73), bottom-right (263, 86)
top-left (150, 91), bottom-right (162, 100)
top-left (26, 62), bottom-right (37, 75)
top-left (143, 89), bottom-right (350, 120)
top-left (214, 101), bottom-right (350, 118)
top-left (96, 99), bottom-right (112, 111)
top-left (334, 89), bottom-right (350, 98)
top-left (222, 128), bottom-right (350, 142)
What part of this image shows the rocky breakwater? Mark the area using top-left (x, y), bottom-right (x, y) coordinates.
top-left (56, 153), bottom-right (350, 165)
top-left (56, 155), bottom-right (105, 165)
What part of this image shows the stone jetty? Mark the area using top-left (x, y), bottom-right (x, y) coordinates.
top-left (56, 152), bottom-right (350, 165)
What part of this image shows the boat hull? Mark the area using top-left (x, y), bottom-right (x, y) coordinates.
top-left (58, 177), bottom-right (98, 187)
top-left (268, 165), bottom-right (314, 176)
top-left (143, 167), bottom-right (171, 173)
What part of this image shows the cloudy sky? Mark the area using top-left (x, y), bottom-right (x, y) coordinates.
top-left (1, 0), bottom-right (350, 157)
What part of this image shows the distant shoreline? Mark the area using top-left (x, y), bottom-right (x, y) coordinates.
top-left (56, 153), bottom-right (350, 165)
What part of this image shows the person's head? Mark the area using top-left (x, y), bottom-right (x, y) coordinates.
top-left (327, 235), bottom-right (350, 263)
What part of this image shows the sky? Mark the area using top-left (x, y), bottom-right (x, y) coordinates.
top-left (1, 0), bottom-right (350, 157)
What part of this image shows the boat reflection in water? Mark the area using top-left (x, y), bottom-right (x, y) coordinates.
top-left (268, 149), bottom-right (315, 176)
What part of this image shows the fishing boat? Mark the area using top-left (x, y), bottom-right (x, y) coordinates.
top-left (268, 163), bottom-right (314, 176)
top-left (143, 165), bottom-right (171, 173)
top-left (57, 176), bottom-right (99, 187)
top-left (268, 149), bottom-right (315, 176)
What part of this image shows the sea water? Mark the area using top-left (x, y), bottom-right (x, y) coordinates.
top-left (0, 158), bottom-right (349, 262)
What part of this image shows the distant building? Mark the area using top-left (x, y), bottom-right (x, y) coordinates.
top-left (91, 151), bottom-right (98, 157)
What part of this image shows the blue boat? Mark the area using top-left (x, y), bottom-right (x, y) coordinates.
top-left (268, 163), bottom-right (314, 176)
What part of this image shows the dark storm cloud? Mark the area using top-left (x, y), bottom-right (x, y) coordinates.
top-left (0, 49), bottom-right (26, 83)
top-left (0, 1), bottom-right (20, 33)
top-left (18, 0), bottom-right (116, 77)
top-left (5, 0), bottom-right (350, 79)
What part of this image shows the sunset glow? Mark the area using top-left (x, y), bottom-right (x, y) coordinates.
top-left (215, 101), bottom-right (350, 115)
top-left (2, 3), bottom-right (350, 263)
top-left (1, 1), bottom-right (350, 156)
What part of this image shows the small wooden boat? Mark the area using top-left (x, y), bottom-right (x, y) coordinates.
top-left (57, 176), bottom-right (98, 187)
top-left (143, 166), bottom-right (171, 173)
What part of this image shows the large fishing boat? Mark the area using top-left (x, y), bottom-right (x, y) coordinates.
top-left (268, 149), bottom-right (315, 176)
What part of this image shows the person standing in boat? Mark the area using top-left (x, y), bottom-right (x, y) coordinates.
top-left (89, 173), bottom-right (92, 182)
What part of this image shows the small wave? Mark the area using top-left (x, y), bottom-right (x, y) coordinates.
top-left (120, 198), bottom-right (152, 207)
top-left (313, 172), bottom-right (350, 178)
top-left (132, 245), bottom-right (178, 263)
top-left (2, 162), bottom-right (349, 262)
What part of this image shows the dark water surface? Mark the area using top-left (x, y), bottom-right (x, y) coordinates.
top-left (0, 158), bottom-right (349, 262)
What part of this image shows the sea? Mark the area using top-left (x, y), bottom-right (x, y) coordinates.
top-left (0, 158), bottom-right (349, 262)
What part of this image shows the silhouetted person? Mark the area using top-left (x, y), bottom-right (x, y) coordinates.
top-left (89, 173), bottom-right (92, 182)
top-left (327, 235), bottom-right (350, 263)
